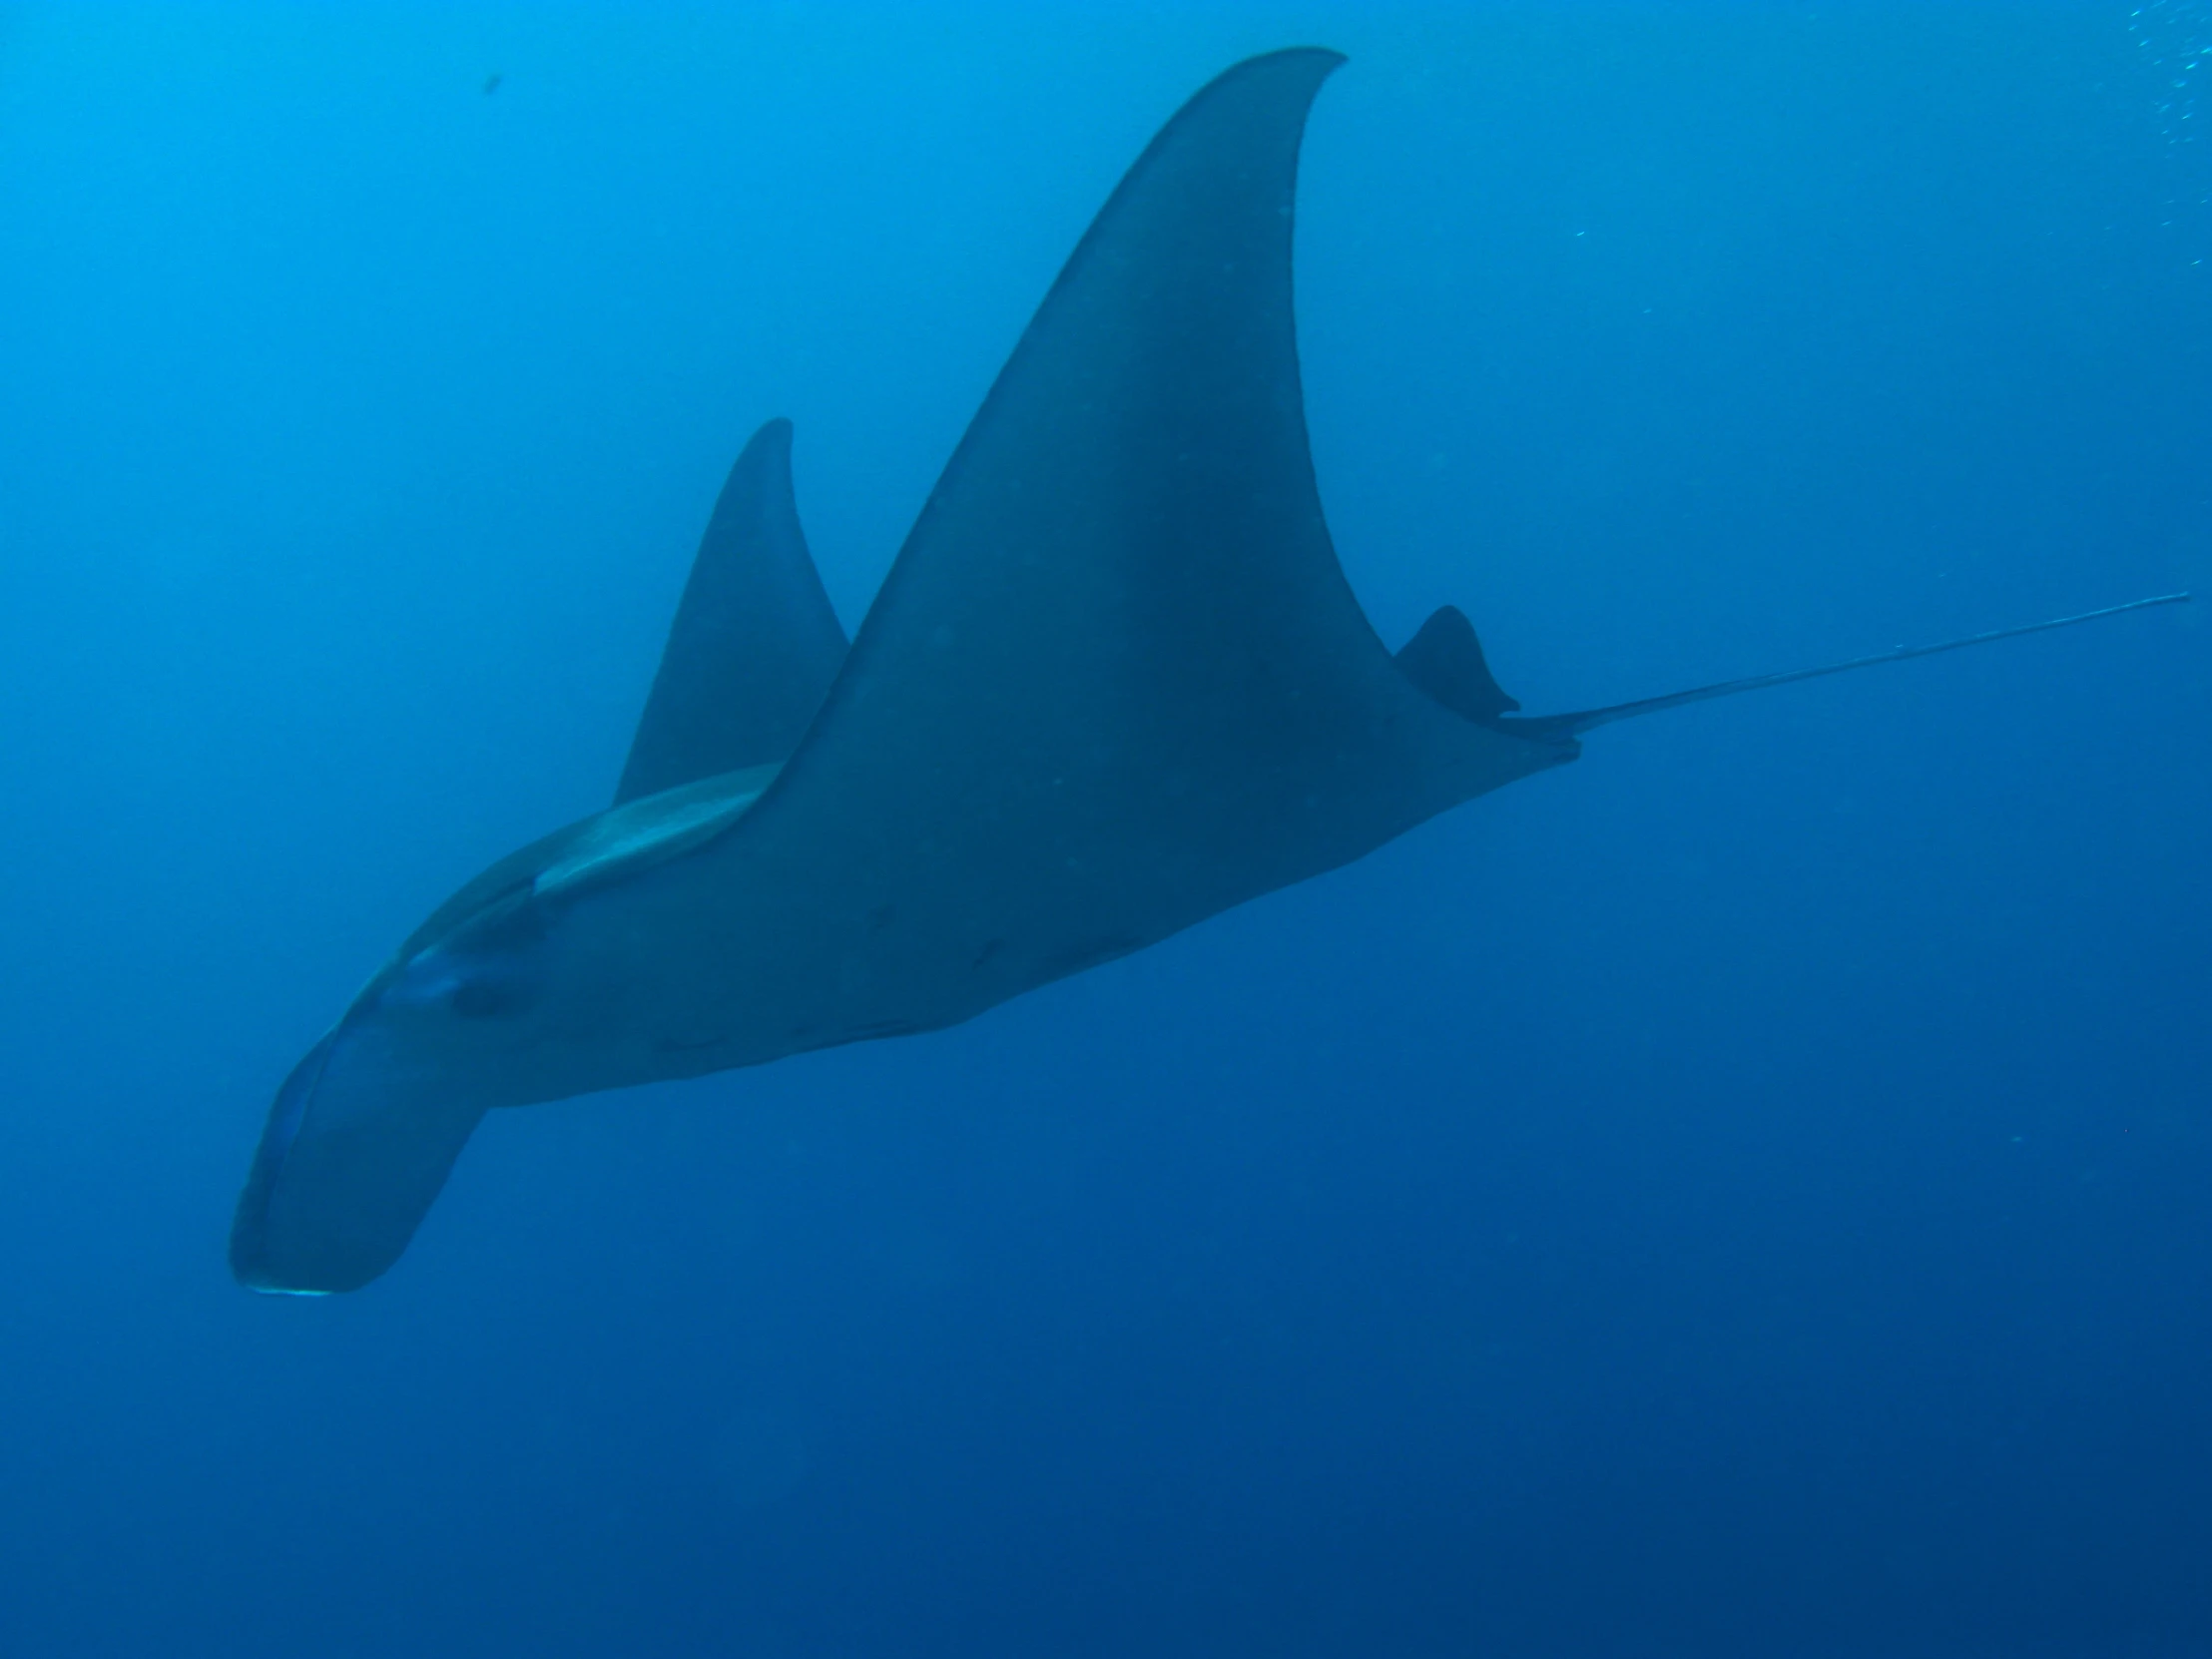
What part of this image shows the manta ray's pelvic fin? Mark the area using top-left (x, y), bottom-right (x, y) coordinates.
top-left (1506, 592), bottom-right (2192, 742)
top-left (615, 417), bottom-right (847, 805)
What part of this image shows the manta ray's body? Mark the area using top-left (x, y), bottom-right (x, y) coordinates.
top-left (233, 50), bottom-right (2183, 1294)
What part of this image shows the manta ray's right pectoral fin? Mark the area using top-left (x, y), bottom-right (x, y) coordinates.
top-left (615, 418), bottom-right (848, 805)
top-left (726, 49), bottom-right (1569, 958)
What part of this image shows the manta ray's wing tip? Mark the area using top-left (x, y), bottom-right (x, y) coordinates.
top-left (1224, 46), bottom-right (1347, 86)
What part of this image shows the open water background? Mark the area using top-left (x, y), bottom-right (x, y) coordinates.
top-left (1, 5), bottom-right (2207, 1654)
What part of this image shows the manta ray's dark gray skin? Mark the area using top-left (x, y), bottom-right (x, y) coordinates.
top-left (231, 49), bottom-right (2187, 1294)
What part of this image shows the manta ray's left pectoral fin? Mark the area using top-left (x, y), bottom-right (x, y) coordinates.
top-left (615, 418), bottom-right (848, 805)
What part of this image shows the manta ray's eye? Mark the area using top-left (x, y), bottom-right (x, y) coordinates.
top-left (387, 946), bottom-right (543, 1020)
top-left (446, 971), bottom-right (531, 1019)
top-left (386, 890), bottom-right (549, 1019)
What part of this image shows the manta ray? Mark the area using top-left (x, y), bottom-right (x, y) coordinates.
top-left (232, 49), bottom-right (2186, 1294)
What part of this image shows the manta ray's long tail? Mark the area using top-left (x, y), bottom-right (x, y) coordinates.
top-left (1506, 592), bottom-right (2191, 742)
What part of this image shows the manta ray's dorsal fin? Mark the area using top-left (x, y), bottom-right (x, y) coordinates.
top-left (1396, 606), bottom-right (1520, 723)
top-left (1507, 592), bottom-right (2192, 741)
top-left (615, 417), bottom-right (847, 805)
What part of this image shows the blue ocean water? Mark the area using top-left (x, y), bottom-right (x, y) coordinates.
top-left (2, 5), bottom-right (2207, 1655)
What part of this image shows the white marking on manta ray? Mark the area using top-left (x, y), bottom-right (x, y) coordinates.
top-left (229, 49), bottom-right (2189, 1295)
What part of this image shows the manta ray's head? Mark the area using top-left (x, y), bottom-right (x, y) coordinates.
top-left (233, 774), bottom-right (768, 1294)
top-left (234, 895), bottom-right (597, 1295)
top-left (229, 889), bottom-right (573, 1295)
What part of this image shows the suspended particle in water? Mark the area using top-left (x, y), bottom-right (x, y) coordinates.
top-left (2128, 1), bottom-right (2212, 263)
top-left (2131, 0), bottom-right (2211, 148)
